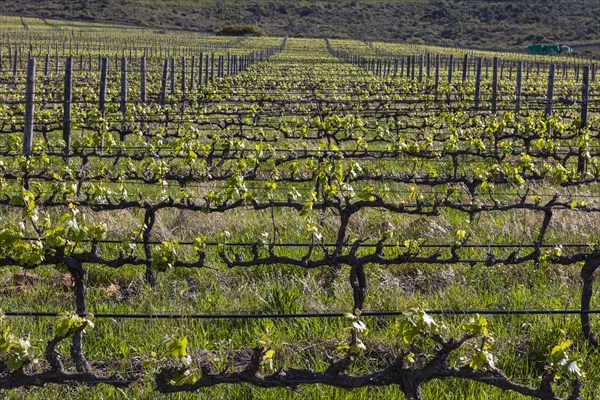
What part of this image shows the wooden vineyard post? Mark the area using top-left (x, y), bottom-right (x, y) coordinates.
top-left (434, 54), bottom-right (440, 100)
top-left (218, 55), bottom-right (224, 79)
top-left (448, 54), bottom-right (453, 84)
top-left (491, 56), bottom-right (498, 114)
top-left (190, 55), bottom-right (196, 90)
top-left (545, 63), bottom-right (555, 117)
top-left (120, 56), bottom-right (127, 114)
top-left (426, 52), bottom-right (431, 79)
top-left (160, 59), bottom-right (168, 105)
top-left (44, 53), bottom-right (49, 76)
top-left (582, 65), bottom-right (590, 128)
top-left (515, 61), bottom-right (522, 112)
top-left (12, 49), bottom-right (17, 82)
top-left (169, 57), bottom-right (175, 96)
top-left (418, 54), bottom-right (423, 82)
top-left (198, 52), bottom-right (204, 89)
top-left (99, 57), bottom-right (108, 116)
top-left (485, 58), bottom-right (489, 79)
top-left (474, 57), bottom-right (482, 111)
top-left (462, 54), bottom-right (468, 83)
top-left (23, 57), bottom-right (35, 158)
top-left (578, 65), bottom-right (590, 174)
top-left (63, 56), bottom-right (73, 156)
top-left (140, 56), bottom-right (147, 104)
top-left (98, 57), bottom-right (108, 152)
top-left (210, 53), bottom-right (215, 85)
top-left (204, 53), bottom-right (210, 87)
top-left (400, 57), bottom-right (404, 77)
top-left (181, 56), bottom-right (186, 95)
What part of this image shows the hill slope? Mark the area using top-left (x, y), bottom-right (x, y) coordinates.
top-left (2, 0), bottom-right (599, 54)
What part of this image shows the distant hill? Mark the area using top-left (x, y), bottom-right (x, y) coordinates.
top-left (2, 0), bottom-right (599, 55)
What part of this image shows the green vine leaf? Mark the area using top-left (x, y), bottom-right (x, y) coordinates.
top-left (164, 336), bottom-right (188, 360)
top-left (56, 312), bottom-right (94, 338)
top-left (548, 340), bottom-right (582, 379)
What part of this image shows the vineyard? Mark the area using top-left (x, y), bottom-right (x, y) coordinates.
top-left (1, 17), bottom-right (600, 399)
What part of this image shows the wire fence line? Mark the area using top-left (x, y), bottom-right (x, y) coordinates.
top-left (5, 309), bottom-right (600, 320)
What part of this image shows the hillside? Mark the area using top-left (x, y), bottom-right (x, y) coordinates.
top-left (1, 0), bottom-right (600, 54)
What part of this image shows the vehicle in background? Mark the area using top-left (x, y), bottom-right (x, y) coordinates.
top-left (527, 44), bottom-right (573, 55)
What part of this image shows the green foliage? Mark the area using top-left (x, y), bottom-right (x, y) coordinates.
top-left (395, 311), bottom-right (498, 372)
top-left (339, 311), bottom-right (368, 354)
top-left (163, 335), bottom-right (191, 366)
top-left (548, 340), bottom-right (582, 380)
top-left (55, 312), bottom-right (94, 338)
top-left (153, 241), bottom-right (180, 271)
top-left (0, 312), bottom-right (32, 372)
top-left (469, 348), bottom-right (495, 371)
top-left (217, 24), bottom-right (268, 37)
top-left (461, 315), bottom-right (489, 337)
top-left (395, 308), bottom-right (437, 344)
top-left (162, 335), bottom-right (200, 384)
